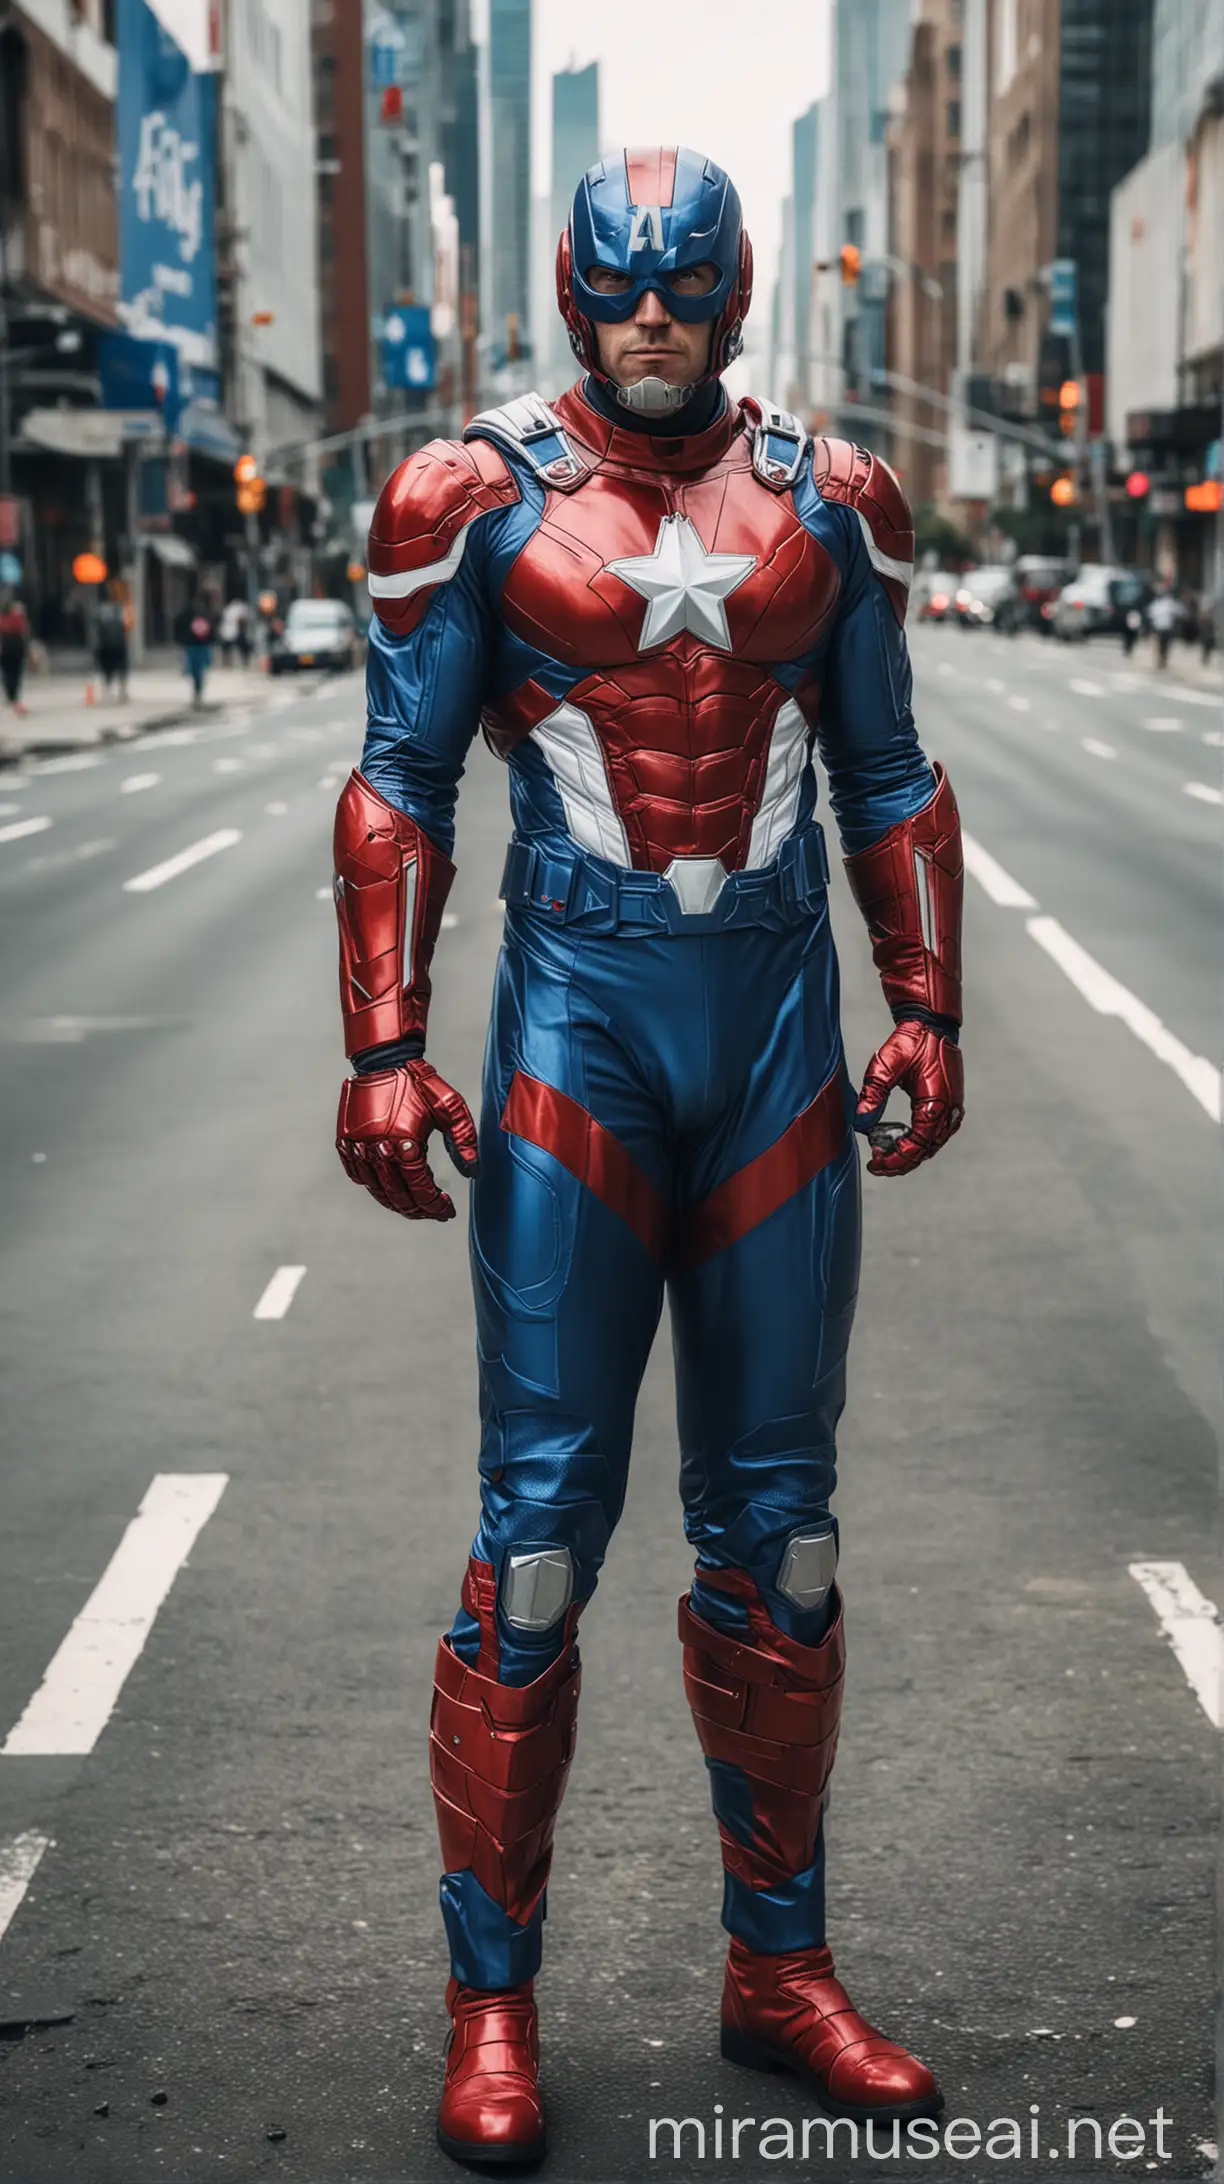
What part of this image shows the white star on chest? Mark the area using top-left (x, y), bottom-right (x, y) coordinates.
top-left (606, 513), bottom-right (756, 652)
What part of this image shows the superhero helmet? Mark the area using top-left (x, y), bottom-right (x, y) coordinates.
top-left (556, 147), bottom-right (753, 410)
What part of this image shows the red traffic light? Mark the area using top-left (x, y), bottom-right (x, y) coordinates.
top-left (1125, 471), bottom-right (1150, 499)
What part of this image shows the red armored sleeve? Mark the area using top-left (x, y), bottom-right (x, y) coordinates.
top-left (367, 436), bottom-right (519, 639)
top-left (333, 771), bottom-right (455, 1057)
top-left (843, 763), bottom-right (963, 1025)
top-left (812, 437), bottom-right (915, 626)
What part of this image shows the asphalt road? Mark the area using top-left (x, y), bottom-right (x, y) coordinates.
top-left (0, 628), bottom-right (1217, 2184)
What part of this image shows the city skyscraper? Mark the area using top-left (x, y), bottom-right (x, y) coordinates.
top-left (549, 61), bottom-right (600, 386)
top-left (486, 0), bottom-right (533, 367)
top-left (791, 102), bottom-right (820, 407)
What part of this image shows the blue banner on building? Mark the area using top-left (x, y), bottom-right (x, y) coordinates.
top-left (116, 0), bottom-right (217, 371)
top-left (382, 306), bottom-right (435, 391)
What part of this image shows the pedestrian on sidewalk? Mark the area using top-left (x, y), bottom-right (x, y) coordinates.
top-left (94, 582), bottom-right (131, 701)
top-left (174, 595), bottom-right (217, 707)
top-left (218, 595), bottom-right (250, 666)
top-left (1147, 582), bottom-right (1181, 669)
top-left (0, 588), bottom-right (30, 717)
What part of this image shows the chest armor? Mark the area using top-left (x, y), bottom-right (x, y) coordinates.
top-left (479, 391), bottom-right (843, 875)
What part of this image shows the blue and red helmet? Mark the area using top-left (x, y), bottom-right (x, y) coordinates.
top-left (556, 147), bottom-right (753, 381)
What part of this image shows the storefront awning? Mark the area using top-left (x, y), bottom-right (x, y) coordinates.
top-left (175, 399), bottom-right (241, 464)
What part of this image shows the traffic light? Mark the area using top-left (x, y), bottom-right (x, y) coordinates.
top-left (1125, 470), bottom-right (1150, 500)
top-left (839, 243), bottom-right (861, 287)
top-left (234, 452), bottom-right (266, 514)
top-left (1050, 476), bottom-right (1077, 507)
top-left (1058, 378), bottom-right (1080, 437)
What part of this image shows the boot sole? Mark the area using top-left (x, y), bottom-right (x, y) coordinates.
top-left (720, 2026), bottom-right (945, 2127)
top-left (436, 2124), bottom-right (546, 2170)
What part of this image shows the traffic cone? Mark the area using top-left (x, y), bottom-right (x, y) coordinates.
top-left (84, 680), bottom-right (96, 706)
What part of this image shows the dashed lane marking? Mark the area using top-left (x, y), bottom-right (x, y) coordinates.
top-left (123, 828), bottom-right (241, 893)
top-left (25, 839), bottom-right (115, 874)
top-left (1070, 678), bottom-right (1104, 697)
top-left (985, 677), bottom-right (1007, 693)
top-left (0, 802), bottom-right (22, 815)
top-left (0, 815), bottom-right (51, 844)
top-left (1027, 915), bottom-right (1220, 1121)
top-left (1163, 684), bottom-right (1221, 707)
top-left (1081, 737), bottom-right (1116, 760)
top-left (2, 1475), bottom-right (229, 1756)
top-left (264, 800), bottom-right (288, 816)
top-left (1184, 781), bottom-right (1224, 805)
top-left (1007, 694), bottom-right (1031, 712)
top-left (1202, 728), bottom-right (1224, 747)
top-left (315, 884), bottom-right (331, 900)
top-left (961, 834), bottom-right (1038, 909)
top-left (253, 1265), bottom-right (306, 1320)
top-left (212, 756), bottom-right (244, 774)
top-left (1128, 1562), bottom-right (1221, 1728)
top-left (120, 772), bottom-right (161, 794)
top-left (1142, 717), bottom-right (1183, 732)
top-left (0, 1833), bottom-right (53, 1947)
top-left (28, 753), bottom-right (104, 776)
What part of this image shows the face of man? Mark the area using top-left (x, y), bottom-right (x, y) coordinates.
top-left (587, 263), bottom-right (717, 388)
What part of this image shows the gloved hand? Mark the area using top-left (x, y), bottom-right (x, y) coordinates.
top-left (336, 1060), bottom-right (478, 1220)
top-left (854, 1018), bottom-right (964, 1178)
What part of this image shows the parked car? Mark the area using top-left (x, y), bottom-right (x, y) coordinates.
top-left (1050, 566), bottom-right (1153, 642)
top-left (954, 565), bottom-right (1022, 630)
top-left (269, 598), bottom-right (359, 674)
top-left (1012, 555), bottom-right (1072, 631)
top-left (913, 569), bottom-right (961, 623)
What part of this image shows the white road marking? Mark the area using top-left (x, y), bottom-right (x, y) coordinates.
top-left (1070, 678), bottom-right (1104, 697)
top-left (20, 1015), bottom-right (167, 1043)
top-left (0, 1833), bottom-right (53, 1947)
top-left (120, 772), bottom-right (161, 794)
top-left (264, 799), bottom-right (288, 815)
top-left (0, 815), bottom-right (51, 844)
top-left (1142, 717), bottom-right (1183, 732)
top-left (1081, 737), bottom-right (1116, 760)
top-left (1007, 694), bottom-right (1031, 712)
top-left (1128, 1562), bottom-right (1221, 1728)
top-left (1026, 915), bottom-right (1221, 1120)
top-left (1184, 780), bottom-right (1223, 805)
top-left (315, 884), bottom-right (331, 900)
top-left (0, 801), bottom-right (21, 815)
top-left (961, 833), bottom-right (1038, 909)
top-left (254, 1264), bottom-right (306, 1320)
top-left (440, 910), bottom-right (459, 930)
top-left (123, 828), bottom-right (241, 893)
top-left (1202, 728), bottom-right (1224, 747)
top-left (137, 726), bottom-right (198, 749)
top-left (936, 661), bottom-right (955, 677)
top-left (986, 677), bottom-right (1007, 694)
top-left (1110, 672), bottom-right (1141, 690)
top-left (25, 839), bottom-right (115, 874)
top-left (2, 1474), bottom-right (229, 1756)
top-left (212, 756), bottom-right (244, 774)
top-left (1164, 684), bottom-right (1220, 707)
top-left (29, 753), bottom-right (103, 776)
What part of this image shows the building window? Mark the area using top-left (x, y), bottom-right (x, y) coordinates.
top-left (947, 99), bottom-right (961, 139)
top-left (948, 42), bottom-right (962, 79)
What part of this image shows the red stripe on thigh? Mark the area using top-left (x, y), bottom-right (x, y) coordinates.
top-left (501, 1070), bottom-right (671, 1265)
top-left (676, 1069), bottom-right (847, 1269)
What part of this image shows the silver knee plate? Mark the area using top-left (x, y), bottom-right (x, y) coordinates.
top-left (500, 1548), bottom-right (574, 1633)
top-left (775, 1526), bottom-right (838, 1612)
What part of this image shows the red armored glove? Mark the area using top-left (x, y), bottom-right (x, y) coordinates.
top-left (333, 770), bottom-right (477, 1220)
top-left (844, 763), bottom-right (964, 1178)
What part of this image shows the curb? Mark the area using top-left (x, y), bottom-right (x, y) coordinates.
top-left (0, 673), bottom-right (335, 770)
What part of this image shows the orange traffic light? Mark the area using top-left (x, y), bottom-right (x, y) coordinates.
top-left (1186, 480), bottom-right (1223, 511)
top-left (1058, 379), bottom-right (1080, 410)
top-left (1050, 476), bottom-right (1077, 507)
top-left (234, 452), bottom-right (259, 485)
top-left (72, 551), bottom-right (107, 584)
top-left (840, 243), bottom-right (861, 287)
top-left (236, 479), bottom-right (267, 515)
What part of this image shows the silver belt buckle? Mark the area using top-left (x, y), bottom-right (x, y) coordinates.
top-left (662, 856), bottom-right (728, 917)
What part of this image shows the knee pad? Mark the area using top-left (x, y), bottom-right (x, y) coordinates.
top-left (500, 1547), bottom-right (574, 1633)
top-left (775, 1524), bottom-right (838, 1613)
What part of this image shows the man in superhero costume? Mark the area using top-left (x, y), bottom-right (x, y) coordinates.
top-left (333, 148), bottom-right (963, 2166)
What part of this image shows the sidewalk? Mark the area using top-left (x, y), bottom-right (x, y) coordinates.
top-left (0, 657), bottom-right (289, 764)
top-left (1011, 628), bottom-right (1224, 692)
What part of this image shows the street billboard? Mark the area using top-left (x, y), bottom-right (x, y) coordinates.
top-left (115, 0), bottom-right (217, 374)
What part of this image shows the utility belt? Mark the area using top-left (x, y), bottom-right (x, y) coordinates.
top-left (498, 824), bottom-right (830, 937)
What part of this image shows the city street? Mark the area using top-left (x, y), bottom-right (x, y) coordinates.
top-left (0, 630), bottom-right (1217, 2181)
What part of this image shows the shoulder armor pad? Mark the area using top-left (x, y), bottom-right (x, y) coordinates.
top-left (740, 396), bottom-right (809, 490)
top-left (463, 391), bottom-right (590, 491)
top-left (812, 436), bottom-right (914, 623)
top-left (367, 436), bottom-right (519, 637)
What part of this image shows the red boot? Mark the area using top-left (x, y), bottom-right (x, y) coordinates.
top-left (722, 1937), bottom-right (943, 2123)
top-left (437, 1979), bottom-right (545, 2166)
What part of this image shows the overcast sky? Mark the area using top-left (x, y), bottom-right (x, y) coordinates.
top-left (530, 0), bottom-right (833, 330)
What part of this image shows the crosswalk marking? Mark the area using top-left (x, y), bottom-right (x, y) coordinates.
top-left (0, 1834), bottom-right (53, 1947)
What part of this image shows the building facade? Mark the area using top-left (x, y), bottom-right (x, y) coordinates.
top-left (887, 0), bottom-right (962, 507)
top-left (810, 0), bottom-right (911, 428)
top-left (547, 60), bottom-right (598, 388)
top-left (484, 0), bottom-right (531, 371)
